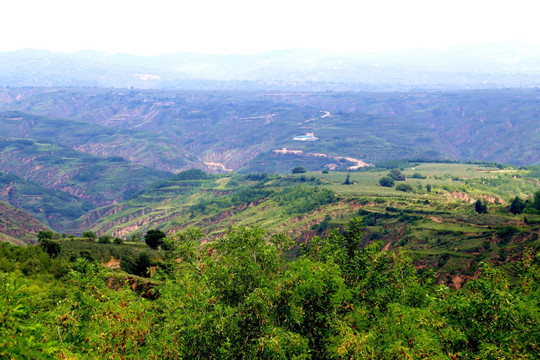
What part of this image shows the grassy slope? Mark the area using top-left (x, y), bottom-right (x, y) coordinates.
top-left (78, 164), bottom-right (540, 280)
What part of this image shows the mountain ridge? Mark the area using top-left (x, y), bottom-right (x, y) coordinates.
top-left (3, 43), bottom-right (540, 90)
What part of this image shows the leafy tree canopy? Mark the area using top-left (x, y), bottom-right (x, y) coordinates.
top-left (475, 199), bottom-right (488, 214)
top-left (379, 176), bottom-right (395, 187)
top-left (145, 229), bottom-right (166, 250)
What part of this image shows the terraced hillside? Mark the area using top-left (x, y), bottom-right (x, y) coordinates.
top-left (0, 200), bottom-right (49, 245)
top-left (0, 138), bottom-right (171, 208)
top-left (74, 164), bottom-right (540, 283)
top-left (0, 171), bottom-right (94, 231)
top-left (0, 111), bottom-right (197, 172)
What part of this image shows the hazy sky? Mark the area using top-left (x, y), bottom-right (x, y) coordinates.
top-left (3, 0), bottom-right (539, 55)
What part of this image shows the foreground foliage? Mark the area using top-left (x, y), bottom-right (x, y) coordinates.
top-left (1, 222), bottom-right (539, 359)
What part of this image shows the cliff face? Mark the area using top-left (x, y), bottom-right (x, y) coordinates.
top-left (0, 200), bottom-right (49, 245)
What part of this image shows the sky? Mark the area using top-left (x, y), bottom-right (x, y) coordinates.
top-left (3, 0), bottom-right (540, 56)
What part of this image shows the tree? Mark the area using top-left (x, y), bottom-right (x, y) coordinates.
top-left (37, 230), bottom-right (54, 242)
top-left (533, 191), bottom-right (540, 212)
top-left (475, 199), bottom-right (488, 214)
top-left (292, 166), bottom-right (307, 174)
top-left (510, 196), bottom-right (526, 215)
top-left (98, 235), bottom-right (112, 244)
top-left (379, 176), bottom-right (395, 187)
top-left (82, 231), bottom-right (97, 240)
top-left (40, 239), bottom-right (61, 258)
top-left (145, 229), bottom-right (166, 250)
top-left (343, 174), bottom-right (351, 185)
top-left (388, 169), bottom-right (405, 181)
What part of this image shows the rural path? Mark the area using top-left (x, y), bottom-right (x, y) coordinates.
top-left (204, 161), bottom-right (233, 172)
top-left (304, 110), bottom-right (330, 123)
top-left (273, 148), bottom-right (371, 169)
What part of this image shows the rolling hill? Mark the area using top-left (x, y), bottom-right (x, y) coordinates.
top-left (70, 164), bottom-right (540, 282)
top-left (0, 88), bottom-right (538, 174)
top-left (0, 170), bottom-right (94, 231)
top-left (0, 137), bottom-right (171, 208)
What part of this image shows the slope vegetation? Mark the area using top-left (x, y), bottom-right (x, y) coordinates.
top-left (0, 200), bottom-right (49, 244)
top-left (0, 171), bottom-right (94, 231)
top-left (76, 164), bottom-right (540, 283)
top-left (0, 138), bottom-right (171, 207)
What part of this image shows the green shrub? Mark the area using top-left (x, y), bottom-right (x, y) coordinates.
top-left (98, 235), bottom-right (112, 244)
top-left (396, 183), bottom-right (414, 192)
top-left (278, 186), bottom-right (336, 214)
top-left (379, 176), bottom-right (395, 187)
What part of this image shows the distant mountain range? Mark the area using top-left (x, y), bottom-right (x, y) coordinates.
top-left (3, 42), bottom-right (540, 90)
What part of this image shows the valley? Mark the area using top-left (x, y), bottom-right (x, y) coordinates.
top-left (0, 86), bottom-right (539, 359)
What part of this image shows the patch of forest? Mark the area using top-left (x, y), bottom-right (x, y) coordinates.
top-left (1, 221), bottom-right (538, 359)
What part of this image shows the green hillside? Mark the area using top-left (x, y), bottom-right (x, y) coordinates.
top-left (73, 164), bottom-right (539, 282)
top-left (0, 111), bottom-right (197, 172)
top-left (0, 138), bottom-right (171, 208)
top-left (0, 171), bottom-right (94, 231)
top-left (0, 87), bottom-right (539, 358)
top-left (1, 206), bottom-right (538, 359)
top-left (0, 200), bottom-right (49, 244)
top-left (1, 163), bottom-right (539, 358)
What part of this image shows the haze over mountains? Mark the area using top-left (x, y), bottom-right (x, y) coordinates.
top-left (3, 42), bottom-right (540, 90)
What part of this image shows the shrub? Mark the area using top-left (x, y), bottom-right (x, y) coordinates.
top-left (98, 235), bottom-right (112, 244)
top-left (396, 183), bottom-right (414, 192)
top-left (388, 169), bottom-right (405, 181)
top-left (497, 226), bottom-right (518, 245)
top-left (379, 176), bottom-right (395, 187)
